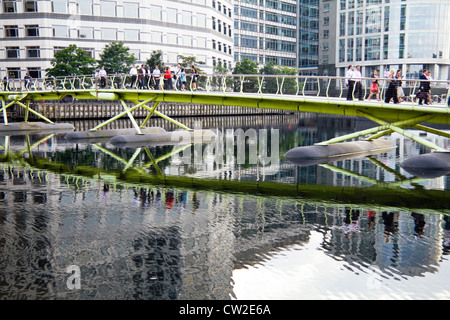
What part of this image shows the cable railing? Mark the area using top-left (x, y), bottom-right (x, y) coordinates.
top-left (2, 73), bottom-right (450, 105)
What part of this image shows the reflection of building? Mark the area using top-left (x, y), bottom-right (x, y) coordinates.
top-left (0, 0), bottom-right (234, 78)
top-left (0, 154), bottom-right (450, 299)
top-left (333, 0), bottom-right (450, 80)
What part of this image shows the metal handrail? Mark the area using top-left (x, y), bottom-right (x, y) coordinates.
top-left (1, 73), bottom-right (449, 106)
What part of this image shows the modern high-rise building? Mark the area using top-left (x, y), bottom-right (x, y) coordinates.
top-left (233, 0), bottom-right (297, 68)
top-left (0, 0), bottom-right (234, 79)
top-left (329, 0), bottom-right (450, 80)
top-left (298, 0), bottom-right (319, 75)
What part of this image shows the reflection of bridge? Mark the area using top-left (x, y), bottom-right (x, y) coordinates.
top-left (1, 74), bottom-right (450, 151)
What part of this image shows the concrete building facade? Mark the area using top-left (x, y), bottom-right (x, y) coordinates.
top-left (0, 0), bottom-right (234, 78)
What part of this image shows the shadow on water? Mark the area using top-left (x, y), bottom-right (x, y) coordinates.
top-left (0, 113), bottom-right (450, 299)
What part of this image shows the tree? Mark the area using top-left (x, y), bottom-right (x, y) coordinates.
top-left (97, 41), bottom-right (136, 74)
top-left (232, 58), bottom-right (259, 92)
top-left (259, 62), bottom-right (299, 94)
top-left (45, 44), bottom-right (96, 77)
top-left (178, 55), bottom-right (205, 73)
top-left (146, 50), bottom-right (164, 70)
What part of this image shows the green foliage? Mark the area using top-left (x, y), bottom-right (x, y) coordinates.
top-left (146, 50), bottom-right (164, 70)
top-left (97, 41), bottom-right (136, 74)
top-left (45, 44), bottom-right (96, 77)
top-left (232, 58), bottom-right (259, 92)
top-left (259, 62), bottom-right (299, 94)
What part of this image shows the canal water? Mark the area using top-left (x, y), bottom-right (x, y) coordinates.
top-left (1, 112), bottom-right (450, 300)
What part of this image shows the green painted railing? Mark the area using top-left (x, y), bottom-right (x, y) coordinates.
top-left (2, 73), bottom-right (450, 105)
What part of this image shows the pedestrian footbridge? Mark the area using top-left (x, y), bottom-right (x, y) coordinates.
top-left (1, 73), bottom-right (450, 152)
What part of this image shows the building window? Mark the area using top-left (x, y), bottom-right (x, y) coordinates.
top-left (101, 1), bottom-right (116, 17)
top-left (150, 5), bottom-right (162, 20)
top-left (78, 0), bottom-right (93, 15)
top-left (52, 0), bottom-right (68, 13)
top-left (25, 25), bottom-right (39, 37)
top-left (123, 2), bottom-right (138, 18)
top-left (167, 8), bottom-right (177, 23)
top-left (53, 25), bottom-right (69, 37)
top-left (6, 47), bottom-right (20, 59)
top-left (323, 17), bottom-right (329, 26)
top-left (24, 1), bottom-right (38, 12)
top-left (101, 28), bottom-right (117, 40)
top-left (7, 68), bottom-right (20, 79)
top-left (28, 68), bottom-right (41, 79)
top-left (212, 17), bottom-right (216, 30)
top-left (197, 13), bottom-right (206, 28)
top-left (182, 11), bottom-right (192, 25)
top-left (27, 46), bottom-right (40, 58)
top-left (5, 25), bottom-right (19, 37)
top-left (212, 39), bottom-right (216, 49)
top-left (124, 29), bottom-right (139, 41)
top-left (79, 26), bottom-right (93, 39)
top-left (3, 1), bottom-right (17, 12)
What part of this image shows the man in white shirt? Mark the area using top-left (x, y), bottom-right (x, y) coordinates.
top-left (352, 65), bottom-right (363, 100)
top-left (152, 65), bottom-right (161, 90)
top-left (98, 66), bottom-right (107, 88)
top-left (174, 63), bottom-right (182, 90)
top-left (346, 65), bottom-right (354, 100)
top-left (129, 64), bottom-right (138, 88)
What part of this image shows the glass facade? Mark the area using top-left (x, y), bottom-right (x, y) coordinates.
top-left (298, 0), bottom-right (319, 73)
top-left (335, 0), bottom-right (450, 80)
top-left (234, 0), bottom-right (298, 68)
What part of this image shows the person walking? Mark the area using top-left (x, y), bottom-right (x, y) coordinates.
top-left (345, 65), bottom-right (354, 100)
top-left (353, 65), bottom-right (363, 100)
top-left (164, 66), bottom-right (173, 90)
top-left (2, 74), bottom-right (10, 91)
top-left (418, 69), bottom-right (430, 105)
top-left (180, 68), bottom-right (186, 90)
top-left (98, 66), bottom-right (107, 88)
top-left (174, 63), bottom-right (182, 90)
top-left (138, 64), bottom-right (145, 89)
top-left (384, 69), bottom-right (399, 104)
top-left (152, 65), bottom-right (161, 90)
top-left (395, 69), bottom-right (404, 102)
top-left (367, 70), bottom-right (380, 101)
top-left (190, 65), bottom-right (198, 91)
top-left (129, 64), bottom-right (138, 88)
top-left (24, 73), bottom-right (32, 90)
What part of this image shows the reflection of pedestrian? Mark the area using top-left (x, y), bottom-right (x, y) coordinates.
top-left (411, 212), bottom-right (426, 237)
top-left (382, 212), bottom-right (398, 243)
top-left (367, 210), bottom-right (376, 231)
top-left (443, 216), bottom-right (450, 254)
top-left (343, 208), bottom-right (360, 238)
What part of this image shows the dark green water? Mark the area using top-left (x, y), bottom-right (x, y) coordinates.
top-left (1, 113), bottom-right (450, 300)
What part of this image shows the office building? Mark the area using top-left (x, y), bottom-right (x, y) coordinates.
top-left (233, 0), bottom-right (297, 68)
top-left (0, 0), bottom-right (234, 79)
top-left (331, 0), bottom-right (450, 79)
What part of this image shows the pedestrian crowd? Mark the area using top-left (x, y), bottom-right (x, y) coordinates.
top-left (94, 63), bottom-right (198, 91)
top-left (345, 64), bottom-right (442, 105)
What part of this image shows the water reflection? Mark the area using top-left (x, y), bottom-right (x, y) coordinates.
top-left (0, 113), bottom-right (449, 299)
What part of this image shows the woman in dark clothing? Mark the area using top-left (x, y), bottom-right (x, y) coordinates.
top-left (418, 69), bottom-right (430, 105)
top-left (384, 69), bottom-right (398, 104)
